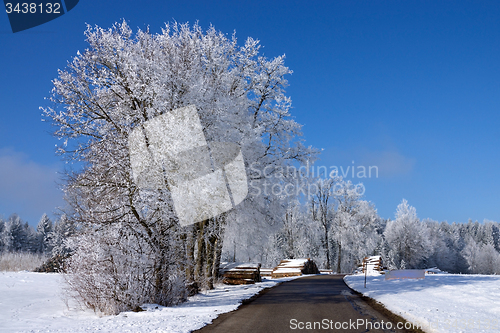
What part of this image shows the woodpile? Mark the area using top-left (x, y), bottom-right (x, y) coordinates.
top-left (271, 258), bottom-right (320, 278)
top-left (219, 262), bottom-right (261, 285)
top-left (360, 256), bottom-right (383, 273)
top-left (260, 268), bottom-right (273, 277)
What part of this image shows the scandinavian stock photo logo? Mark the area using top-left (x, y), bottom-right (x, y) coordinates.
top-left (128, 105), bottom-right (248, 227)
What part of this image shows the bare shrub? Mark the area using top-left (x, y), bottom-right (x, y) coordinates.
top-left (63, 223), bottom-right (187, 315)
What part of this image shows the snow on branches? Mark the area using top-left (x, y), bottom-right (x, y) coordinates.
top-left (43, 20), bottom-right (313, 314)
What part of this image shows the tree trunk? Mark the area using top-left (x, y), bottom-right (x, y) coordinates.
top-left (153, 243), bottom-right (168, 305)
top-left (205, 234), bottom-right (214, 289)
top-left (324, 226), bottom-right (330, 270)
top-left (185, 226), bottom-right (196, 283)
top-left (212, 237), bottom-right (223, 279)
top-left (194, 220), bottom-right (206, 285)
top-left (337, 241), bottom-right (342, 274)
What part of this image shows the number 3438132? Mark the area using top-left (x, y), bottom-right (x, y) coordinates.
top-left (5, 2), bottom-right (62, 14)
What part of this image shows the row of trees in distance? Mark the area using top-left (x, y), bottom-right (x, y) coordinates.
top-left (0, 213), bottom-right (75, 257)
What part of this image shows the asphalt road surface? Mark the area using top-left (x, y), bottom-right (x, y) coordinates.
top-left (196, 275), bottom-right (416, 333)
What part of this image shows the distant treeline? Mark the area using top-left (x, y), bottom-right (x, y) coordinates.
top-left (0, 213), bottom-right (75, 258)
top-left (226, 193), bottom-right (500, 276)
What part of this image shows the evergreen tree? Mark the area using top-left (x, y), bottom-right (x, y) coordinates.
top-left (3, 214), bottom-right (29, 252)
top-left (0, 218), bottom-right (5, 253)
top-left (36, 213), bottom-right (53, 254)
top-left (50, 214), bottom-right (76, 257)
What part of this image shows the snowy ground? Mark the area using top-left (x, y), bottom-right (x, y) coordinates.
top-left (344, 273), bottom-right (500, 333)
top-left (0, 271), bottom-right (298, 333)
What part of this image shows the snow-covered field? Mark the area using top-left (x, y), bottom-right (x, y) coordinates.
top-left (0, 271), bottom-right (297, 333)
top-left (345, 273), bottom-right (500, 333)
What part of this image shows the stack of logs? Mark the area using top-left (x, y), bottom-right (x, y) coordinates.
top-left (360, 255), bottom-right (383, 273)
top-left (271, 258), bottom-right (320, 278)
top-left (219, 259), bottom-right (321, 283)
top-left (219, 262), bottom-right (262, 285)
top-left (259, 268), bottom-right (273, 278)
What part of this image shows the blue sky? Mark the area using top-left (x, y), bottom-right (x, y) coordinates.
top-left (0, 0), bottom-right (499, 225)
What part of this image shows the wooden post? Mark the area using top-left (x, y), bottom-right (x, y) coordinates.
top-left (364, 259), bottom-right (367, 288)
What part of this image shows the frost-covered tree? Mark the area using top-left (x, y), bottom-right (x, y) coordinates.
top-left (0, 218), bottom-right (5, 253)
top-left (268, 199), bottom-right (319, 262)
top-left (462, 236), bottom-right (500, 274)
top-left (483, 220), bottom-right (500, 252)
top-left (384, 199), bottom-right (431, 269)
top-left (36, 213), bottom-right (53, 254)
top-left (321, 178), bottom-right (382, 273)
top-left (298, 175), bottom-right (382, 273)
top-left (442, 222), bottom-right (468, 273)
top-left (2, 214), bottom-right (29, 252)
top-left (63, 222), bottom-right (185, 314)
top-left (331, 179), bottom-right (360, 273)
top-left (49, 214), bottom-right (76, 257)
top-left (24, 221), bottom-right (40, 253)
top-left (43, 21), bottom-right (312, 313)
top-left (332, 199), bottom-right (382, 273)
top-left (222, 190), bottom-right (289, 267)
top-left (424, 219), bottom-right (491, 274)
top-left (309, 177), bottom-right (336, 269)
top-left (424, 220), bottom-right (456, 272)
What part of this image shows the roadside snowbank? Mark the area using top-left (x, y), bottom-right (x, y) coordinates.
top-left (0, 271), bottom-right (298, 333)
top-left (344, 273), bottom-right (500, 333)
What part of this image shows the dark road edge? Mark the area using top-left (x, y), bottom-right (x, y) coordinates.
top-left (192, 281), bottom-right (285, 333)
